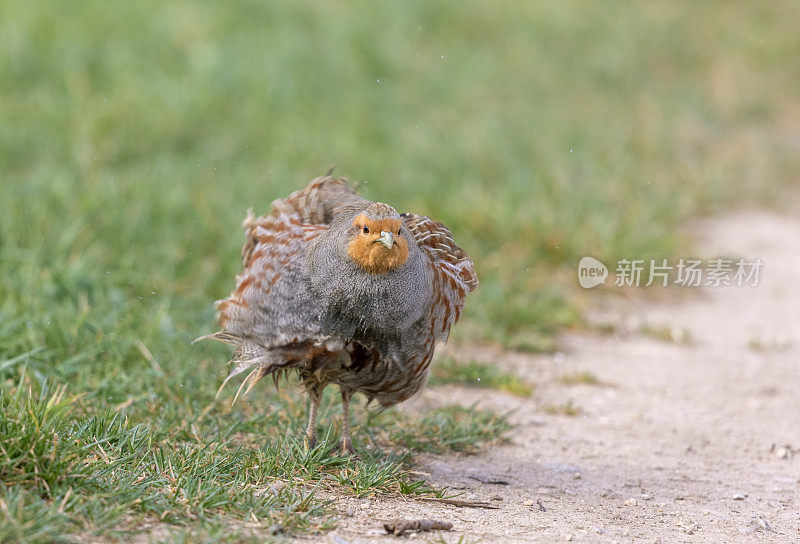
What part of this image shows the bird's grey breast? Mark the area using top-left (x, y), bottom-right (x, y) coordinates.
top-left (306, 226), bottom-right (433, 351)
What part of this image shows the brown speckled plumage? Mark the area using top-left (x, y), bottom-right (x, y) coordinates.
top-left (201, 174), bottom-right (477, 452)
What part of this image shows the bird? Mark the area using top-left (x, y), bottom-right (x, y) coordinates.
top-left (201, 174), bottom-right (478, 453)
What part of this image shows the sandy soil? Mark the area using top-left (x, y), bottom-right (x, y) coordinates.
top-left (304, 210), bottom-right (800, 544)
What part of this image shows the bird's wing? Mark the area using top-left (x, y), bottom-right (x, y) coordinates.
top-left (269, 175), bottom-right (367, 225)
top-left (240, 175), bottom-right (367, 267)
top-left (401, 213), bottom-right (478, 342)
top-left (206, 175), bottom-right (367, 388)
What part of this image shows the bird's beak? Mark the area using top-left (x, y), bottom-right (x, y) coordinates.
top-left (376, 230), bottom-right (394, 249)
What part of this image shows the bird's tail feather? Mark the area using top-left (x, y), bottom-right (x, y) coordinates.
top-left (195, 331), bottom-right (330, 402)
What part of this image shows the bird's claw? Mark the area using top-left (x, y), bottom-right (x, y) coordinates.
top-left (339, 437), bottom-right (356, 456)
top-left (306, 435), bottom-right (317, 450)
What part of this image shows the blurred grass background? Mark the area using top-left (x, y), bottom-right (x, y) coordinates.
top-left (1, 0), bottom-right (800, 540)
top-left (3, 1), bottom-right (799, 353)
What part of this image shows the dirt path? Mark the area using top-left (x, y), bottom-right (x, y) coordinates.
top-left (314, 210), bottom-right (800, 543)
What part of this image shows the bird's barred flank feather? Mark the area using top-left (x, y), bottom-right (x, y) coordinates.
top-left (198, 173), bottom-right (478, 452)
top-left (401, 212), bottom-right (478, 339)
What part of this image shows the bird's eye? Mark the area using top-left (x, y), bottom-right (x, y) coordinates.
top-left (362, 226), bottom-right (369, 234)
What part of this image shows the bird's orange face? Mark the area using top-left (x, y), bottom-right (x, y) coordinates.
top-left (347, 213), bottom-right (409, 274)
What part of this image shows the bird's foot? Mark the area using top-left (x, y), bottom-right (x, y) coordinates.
top-left (339, 436), bottom-right (356, 456)
top-left (306, 434), bottom-right (317, 450)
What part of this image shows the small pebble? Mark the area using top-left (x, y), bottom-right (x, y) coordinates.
top-left (732, 493), bottom-right (747, 500)
top-left (523, 499), bottom-right (534, 506)
top-left (676, 520), bottom-right (698, 535)
top-left (741, 516), bottom-right (773, 533)
top-left (775, 446), bottom-right (791, 459)
top-left (565, 535), bottom-right (573, 542)
top-left (624, 498), bottom-right (637, 507)
top-left (641, 493), bottom-right (652, 500)
top-left (572, 472), bottom-right (582, 480)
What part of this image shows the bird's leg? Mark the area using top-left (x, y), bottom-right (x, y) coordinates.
top-left (339, 386), bottom-right (355, 455)
top-left (305, 385), bottom-right (323, 450)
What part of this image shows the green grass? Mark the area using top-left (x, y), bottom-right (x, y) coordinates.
top-left (558, 371), bottom-right (602, 386)
top-left (2, 0), bottom-right (799, 540)
top-left (430, 357), bottom-right (532, 396)
top-left (377, 405), bottom-right (512, 455)
top-left (0, 486), bottom-right (75, 544)
top-left (0, 373), bottom-right (509, 542)
top-left (542, 400), bottom-right (581, 417)
top-left (639, 323), bottom-right (693, 344)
